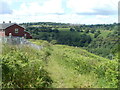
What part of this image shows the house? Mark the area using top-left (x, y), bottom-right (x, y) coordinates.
top-left (0, 21), bottom-right (32, 39)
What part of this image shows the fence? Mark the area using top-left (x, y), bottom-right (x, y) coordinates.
top-left (0, 36), bottom-right (43, 50)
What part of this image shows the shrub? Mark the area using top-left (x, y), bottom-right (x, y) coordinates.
top-left (1, 45), bottom-right (53, 88)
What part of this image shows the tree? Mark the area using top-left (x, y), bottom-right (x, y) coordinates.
top-left (53, 28), bottom-right (59, 33)
top-left (94, 33), bottom-right (100, 38)
top-left (97, 30), bottom-right (101, 34)
top-left (84, 29), bottom-right (89, 33)
top-left (70, 28), bottom-right (75, 32)
top-left (90, 29), bottom-right (95, 33)
top-left (76, 29), bottom-right (80, 32)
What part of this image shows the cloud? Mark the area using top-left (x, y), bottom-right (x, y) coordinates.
top-left (0, 1), bottom-right (12, 14)
top-left (77, 8), bottom-right (117, 15)
top-left (1, 13), bottom-right (117, 24)
top-left (0, 0), bottom-right (118, 24)
top-left (13, 0), bottom-right (64, 16)
top-left (67, 0), bottom-right (118, 15)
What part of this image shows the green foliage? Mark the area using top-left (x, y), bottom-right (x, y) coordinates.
top-left (1, 44), bottom-right (53, 88)
top-left (53, 28), bottom-right (59, 33)
top-left (87, 29), bottom-right (118, 59)
top-left (94, 32), bottom-right (100, 38)
top-left (24, 22), bottom-right (118, 59)
top-left (31, 39), bottom-right (119, 88)
top-left (1, 39), bottom-right (118, 88)
top-left (18, 21), bottom-right (120, 87)
top-left (95, 60), bottom-right (118, 87)
top-left (84, 29), bottom-right (89, 33)
top-left (45, 44), bottom-right (118, 88)
top-left (70, 28), bottom-right (75, 32)
top-left (90, 29), bottom-right (95, 33)
top-left (50, 40), bottom-right (57, 45)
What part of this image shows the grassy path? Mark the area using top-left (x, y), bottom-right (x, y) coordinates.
top-left (44, 56), bottom-right (79, 88)
top-left (29, 40), bottom-right (118, 88)
top-left (44, 45), bottom-right (97, 88)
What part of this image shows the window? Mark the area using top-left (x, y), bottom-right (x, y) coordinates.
top-left (15, 28), bottom-right (19, 33)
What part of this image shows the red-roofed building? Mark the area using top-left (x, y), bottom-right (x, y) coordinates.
top-left (0, 21), bottom-right (32, 39)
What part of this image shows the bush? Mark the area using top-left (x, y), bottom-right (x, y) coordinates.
top-left (50, 40), bottom-right (57, 45)
top-left (94, 33), bottom-right (100, 38)
top-left (95, 60), bottom-right (118, 87)
top-left (1, 45), bottom-right (53, 88)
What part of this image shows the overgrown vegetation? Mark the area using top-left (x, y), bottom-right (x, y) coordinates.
top-left (1, 40), bottom-right (118, 88)
top-left (39, 40), bottom-right (118, 88)
top-left (1, 44), bottom-right (53, 88)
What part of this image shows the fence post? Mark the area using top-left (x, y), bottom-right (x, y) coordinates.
top-left (9, 33), bottom-right (12, 44)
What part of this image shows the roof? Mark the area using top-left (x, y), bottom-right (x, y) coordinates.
top-left (0, 23), bottom-right (25, 30)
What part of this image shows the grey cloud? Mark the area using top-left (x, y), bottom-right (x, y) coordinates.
top-left (77, 8), bottom-right (117, 16)
top-left (50, 13), bottom-right (65, 15)
top-left (0, 1), bottom-right (13, 14)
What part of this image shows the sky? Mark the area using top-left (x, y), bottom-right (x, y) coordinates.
top-left (0, 0), bottom-right (119, 24)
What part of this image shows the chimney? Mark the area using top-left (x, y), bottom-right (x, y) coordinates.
top-left (3, 21), bottom-right (5, 23)
top-left (9, 21), bottom-right (11, 23)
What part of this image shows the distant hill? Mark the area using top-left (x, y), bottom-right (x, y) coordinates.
top-left (20, 22), bottom-right (118, 59)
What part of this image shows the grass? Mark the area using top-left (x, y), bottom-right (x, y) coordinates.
top-left (58, 28), bottom-right (70, 31)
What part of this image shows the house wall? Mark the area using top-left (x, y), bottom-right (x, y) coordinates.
top-left (0, 31), bottom-right (5, 37)
top-left (5, 24), bottom-right (25, 37)
top-left (24, 32), bottom-right (32, 39)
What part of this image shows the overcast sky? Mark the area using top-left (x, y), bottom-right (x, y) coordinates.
top-left (0, 0), bottom-right (118, 24)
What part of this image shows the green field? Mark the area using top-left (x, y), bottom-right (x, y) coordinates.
top-left (99, 30), bottom-right (112, 38)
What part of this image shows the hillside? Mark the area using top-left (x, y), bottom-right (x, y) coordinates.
top-left (21, 22), bottom-right (118, 59)
top-left (1, 40), bottom-right (118, 88)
